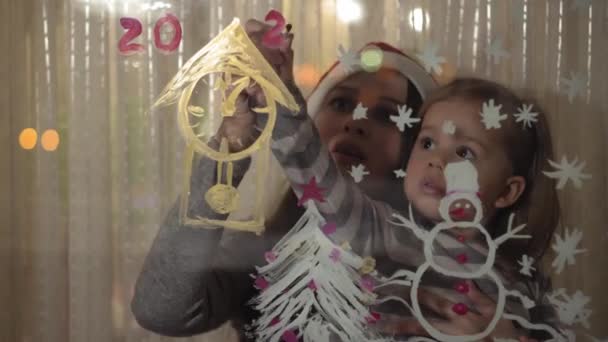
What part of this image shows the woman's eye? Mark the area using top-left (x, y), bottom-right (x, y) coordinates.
top-left (329, 97), bottom-right (354, 113)
top-left (456, 146), bottom-right (476, 160)
top-left (371, 108), bottom-right (397, 123)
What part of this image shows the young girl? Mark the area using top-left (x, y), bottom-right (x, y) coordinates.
top-left (267, 75), bottom-right (562, 340)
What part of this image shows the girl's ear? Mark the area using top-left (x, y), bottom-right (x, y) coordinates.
top-left (494, 176), bottom-right (526, 209)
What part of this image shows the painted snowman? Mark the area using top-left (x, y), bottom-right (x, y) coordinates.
top-left (388, 160), bottom-right (562, 342)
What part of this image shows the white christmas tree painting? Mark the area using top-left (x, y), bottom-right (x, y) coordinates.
top-left (251, 178), bottom-right (382, 342)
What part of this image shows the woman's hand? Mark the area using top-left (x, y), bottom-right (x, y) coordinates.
top-left (213, 17), bottom-right (295, 152)
top-left (244, 18), bottom-right (295, 84)
top-left (377, 281), bottom-right (537, 342)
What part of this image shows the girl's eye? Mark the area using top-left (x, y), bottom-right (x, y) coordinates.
top-left (420, 137), bottom-right (434, 150)
top-left (329, 97), bottom-right (355, 113)
top-left (456, 146), bottom-right (476, 160)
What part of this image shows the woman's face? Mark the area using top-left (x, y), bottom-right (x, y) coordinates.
top-left (313, 70), bottom-right (409, 185)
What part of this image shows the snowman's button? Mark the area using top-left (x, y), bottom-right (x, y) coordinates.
top-left (455, 281), bottom-right (470, 294)
top-left (456, 253), bottom-right (468, 264)
top-left (452, 303), bottom-right (469, 315)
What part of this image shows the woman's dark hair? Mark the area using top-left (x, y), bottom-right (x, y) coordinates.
top-left (398, 80), bottom-right (423, 169)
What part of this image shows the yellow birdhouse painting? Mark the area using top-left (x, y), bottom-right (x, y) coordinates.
top-left (153, 18), bottom-right (299, 233)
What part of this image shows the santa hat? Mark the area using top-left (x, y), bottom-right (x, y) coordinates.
top-left (306, 42), bottom-right (442, 118)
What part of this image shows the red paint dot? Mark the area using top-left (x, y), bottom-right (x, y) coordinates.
top-left (452, 303), bottom-right (469, 315)
top-left (457, 235), bottom-right (466, 243)
top-left (366, 311), bottom-right (381, 324)
top-left (456, 253), bottom-right (468, 264)
top-left (455, 281), bottom-right (470, 294)
top-left (282, 329), bottom-right (298, 342)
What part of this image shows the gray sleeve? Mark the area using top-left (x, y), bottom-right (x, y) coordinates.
top-left (131, 139), bottom-right (256, 337)
top-left (269, 82), bottom-right (392, 254)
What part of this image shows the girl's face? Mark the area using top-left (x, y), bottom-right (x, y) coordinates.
top-left (314, 70), bottom-right (407, 186)
top-left (404, 98), bottom-right (526, 224)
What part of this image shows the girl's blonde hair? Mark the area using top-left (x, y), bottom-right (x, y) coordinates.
top-left (415, 78), bottom-right (561, 267)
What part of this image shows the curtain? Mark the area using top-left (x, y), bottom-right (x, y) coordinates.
top-left (1, 0), bottom-right (606, 341)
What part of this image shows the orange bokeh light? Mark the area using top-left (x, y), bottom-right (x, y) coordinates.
top-left (19, 128), bottom-right (37, 150)
top-left (41, 129), bottom-right (60, 151)
top-left (294, 64), bottom-right (321, 88)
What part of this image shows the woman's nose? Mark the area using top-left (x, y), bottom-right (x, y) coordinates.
top-left (343, 119), bottom-right (369, 137)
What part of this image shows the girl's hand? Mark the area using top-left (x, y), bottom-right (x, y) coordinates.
top-left (377, 281), bottom-right (535, 341)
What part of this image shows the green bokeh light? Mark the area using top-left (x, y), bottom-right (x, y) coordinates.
top-left (360, 47), bottom-right (383, 72)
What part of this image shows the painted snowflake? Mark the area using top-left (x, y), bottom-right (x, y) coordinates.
top-left (442, 120), bottom-right (456, 135)
top-left (543, 156), bottom-right (592, 190)
top-left (338, 44), bottom-right (359, 73)
top-left (480, 99), bottom-right (508, 129)
top-left (352, 102), bottom-right (368, 120)
top-left (390, 104), bottom-right (420, 131)
top-left (416, 42), bottom-right (446, 74)
top-left (561, 71), bottom-right (587, 103)
top-left (485, 38), bottom-right (511, 65)
top-left (547, 288), bottom-right (592, 328)
top-left (513, 104), bottom-right (539, 128)
top-left (551, 227), bottom-right (587, 274)
top-left (393, 169), bottom-right (407, 178)
top-left (518, 255), bottom-right (535, 277)
top-left (349, 164), bottom-right (370, 183)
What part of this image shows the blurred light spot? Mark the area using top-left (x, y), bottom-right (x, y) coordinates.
top-left (141, 1), bottom-right (172, 11)
top-left (41, 129), bottom-right (60, 151)
top-left (19, 128), bottom-right (37, 150)
top-left (360, 47), bottom-right (383, 72)
top-left (294, 64), bottom-right (321, 88)
top-left (336, 0), bottom-right (362, 23)
top-left (408, 7), bottom-right (429, 32)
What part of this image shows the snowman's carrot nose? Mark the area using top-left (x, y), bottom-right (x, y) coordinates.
top-left (450, 207), bottom-right (466, 219)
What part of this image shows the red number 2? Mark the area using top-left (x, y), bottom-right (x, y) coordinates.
top-left (118, 14), bottom-right (182, 55)
top-left (262, 10), bottom-right (287, 49)
top-left (118, 17), bottom-right (145, 55)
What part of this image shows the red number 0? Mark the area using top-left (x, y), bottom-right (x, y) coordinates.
top-left (154, 13), bottom-right (182, 53)
top-left (118, 17), bottom-right (145, 55)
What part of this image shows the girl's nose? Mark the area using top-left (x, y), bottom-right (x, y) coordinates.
top-left (427, 153), bottom-right (446, 170)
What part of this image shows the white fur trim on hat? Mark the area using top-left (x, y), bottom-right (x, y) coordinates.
top-left (306, 47), bottom-right (438, 118)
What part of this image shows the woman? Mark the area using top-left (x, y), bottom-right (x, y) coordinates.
top-left (131, 19), bottom-right (528, 341)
